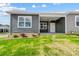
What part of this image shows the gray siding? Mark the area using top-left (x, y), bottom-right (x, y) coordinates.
top-left (56, 17), bottom-right (65, 33)
top-left (67, 14), bottom-right (79, 33)
top-left (11, 14), bottom-right (39, 33)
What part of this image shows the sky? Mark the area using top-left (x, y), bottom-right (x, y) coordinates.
top-left (1, 3), bottom-right (79, 25)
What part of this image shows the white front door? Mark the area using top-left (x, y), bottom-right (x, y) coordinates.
top-left (50, 23), bottom-right (55, 33)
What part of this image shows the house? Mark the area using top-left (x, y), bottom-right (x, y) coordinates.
top-left (6, 9), bottom-right (79, 34)
top-left (0, 24), bottom-right (9, 32)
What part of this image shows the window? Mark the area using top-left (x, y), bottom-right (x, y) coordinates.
top-left (75, 16), bottom-right (79, 27)
top-left (18, 17), bottom-right (24, 27)
top-left (40, 22), bottom-right (47, 30)
top-left (18, 16), bottom-right (32, 28)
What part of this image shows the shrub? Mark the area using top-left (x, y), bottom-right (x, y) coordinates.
top-left (38, 33), bottom-right (40, 36)
top-left (20, 33), bottom-right (27, 38)
top-left (13, 35), bottom-right (19, 38)
top-left (32, 34), bottom-right (38, 37)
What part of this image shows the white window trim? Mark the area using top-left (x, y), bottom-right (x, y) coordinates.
top-left (75, 16), bottom-right (79, 27)
top-left (17, 16), bottom-right (32, 28)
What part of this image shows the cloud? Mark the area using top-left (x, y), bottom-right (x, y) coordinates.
top-left (0, 3), bottom-right (10, 7)
top-left (32, 4), bottom-right (47, 8)
top-left (41, 4), bottom-right (47, 8)
top-left (0, 3), bottom-right (26, 16)
top-left (74, 10), bottom-right (79, 11)
top-left (0, 6), bottom-right (26, 12)
top-left (53, 3), bottom-right (61, 5)
top-left (32, 4), bottom-right (36, 8)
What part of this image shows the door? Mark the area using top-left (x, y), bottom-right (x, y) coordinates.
top-left (50, 23), bottom-right (55, 33)
top-left (40, 21), bottom-right (48, 32)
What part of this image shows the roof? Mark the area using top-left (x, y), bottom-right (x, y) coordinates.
top-left (6, 9), bottom-right (79, 16)
top-left (6, 9), bottom-right (39, 15)
top-left (67, 11), bottom-right (79, 14)
top-left (6, 9), bottom-right (65, 14)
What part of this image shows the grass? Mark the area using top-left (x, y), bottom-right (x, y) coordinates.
top-left (0, 34), bottom-right (79, 56)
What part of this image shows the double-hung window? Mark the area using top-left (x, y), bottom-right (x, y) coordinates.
top-left (75, 16), bottom-right (79, 27)
top-left (18, 16), bottom-right (32, 28)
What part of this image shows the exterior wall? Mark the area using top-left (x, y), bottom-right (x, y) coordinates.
top-left (67, 14), bottom-right (79, 33)
top-left (10, 14), bottom-right (39, 34)
top-left (55, 17), bottom-right (65, 33)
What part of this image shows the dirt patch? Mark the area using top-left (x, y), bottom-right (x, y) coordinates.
top-left (49, 41), bottom-right (79, 56)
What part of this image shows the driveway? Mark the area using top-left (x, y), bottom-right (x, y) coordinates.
top-left (0, 33), bottom-right (9, 37)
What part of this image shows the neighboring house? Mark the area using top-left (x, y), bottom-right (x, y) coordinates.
top-left (6, 9), bottom-right (79, 34)
top-left (0, 24), bottom-right (9, 32)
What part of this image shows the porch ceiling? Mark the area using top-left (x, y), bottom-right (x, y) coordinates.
top-left (40, 17), bottom-right (61, 21)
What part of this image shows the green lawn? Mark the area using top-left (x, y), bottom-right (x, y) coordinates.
top-left (0, 34), bottom-right (79, 56)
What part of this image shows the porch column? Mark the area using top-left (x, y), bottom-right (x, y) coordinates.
top-left (48, 19), bottom-right (50, 33)
top-left (38, 14), bottom-right (40, 33)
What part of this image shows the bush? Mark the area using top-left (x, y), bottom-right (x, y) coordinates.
top-left (66, 33), bottom-right (79, 36)
top-left (32, 34), bottom-right (38, 37)
top-left (20, 33), bottom-right (28, 38)
top-left (13, 35), bottom-right (19, 38)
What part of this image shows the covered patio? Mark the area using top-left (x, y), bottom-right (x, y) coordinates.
top-left (39, 13), bottom-right (66, 33)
